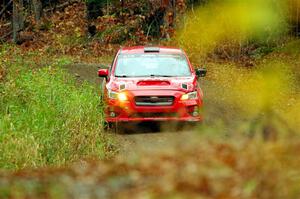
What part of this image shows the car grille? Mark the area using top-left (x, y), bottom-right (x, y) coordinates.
top-left (135, 96), bottom-right (174, 106)
top-left (131, 112), bottom-right (177, 118)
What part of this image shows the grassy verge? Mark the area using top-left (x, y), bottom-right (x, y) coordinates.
top-left (0, 46), bottom-right (116, 170)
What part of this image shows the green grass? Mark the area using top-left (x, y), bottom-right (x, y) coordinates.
top-left (0, 48), bottom-right (116, 170)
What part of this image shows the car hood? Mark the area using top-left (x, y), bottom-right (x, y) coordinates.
top-left (107, 76), bottom-right (197, 92)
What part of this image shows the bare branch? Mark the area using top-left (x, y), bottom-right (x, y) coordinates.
top-left (0, 30), bottom-right (13, 43)
top-left (0, 0), bottom-right (13, 17)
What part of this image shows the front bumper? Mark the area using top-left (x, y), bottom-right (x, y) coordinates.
top-left (105, 91), bottom-right (203, 123)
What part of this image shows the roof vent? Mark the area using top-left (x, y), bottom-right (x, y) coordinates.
top-left (144, 47), bottom-right (160, 53)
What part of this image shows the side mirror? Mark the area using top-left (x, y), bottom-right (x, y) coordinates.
top-left (98, 69), bottom-right (109, 77)
top-left (196, 68), bottom-right (207, 77)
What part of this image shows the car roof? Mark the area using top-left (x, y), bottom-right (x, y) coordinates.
top-left (120, 46), bottom-right (183, 54)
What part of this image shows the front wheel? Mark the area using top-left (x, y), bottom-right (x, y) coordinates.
top-left (105, 122), bottom-right (121, 134)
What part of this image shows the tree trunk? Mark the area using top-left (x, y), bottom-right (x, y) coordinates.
top-left (121, 0), bottom-right (124, 9)
top-left (172, 0), bottom-right (176, 22)
top-left (12, 0), bottom-right (24, 43)
top-left (32, 0), bottom-right (42, 22)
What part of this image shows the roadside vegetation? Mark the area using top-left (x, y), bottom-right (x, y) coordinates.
top-left (178, 0), bottom-right (300, 140)
top-left (0, 46), bottom-right (116, 170)
top-left (1, 137), bottom-right (300, 199)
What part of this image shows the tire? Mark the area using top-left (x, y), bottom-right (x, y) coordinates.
top-left (106, 122), bottom-right (122, 134)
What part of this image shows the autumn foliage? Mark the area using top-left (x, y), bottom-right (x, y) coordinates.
top-left (1, 138), bottom-right (300, 199)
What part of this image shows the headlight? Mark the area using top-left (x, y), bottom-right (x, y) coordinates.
top-left (108, 90), bottom-right (128, 101)
top-left (118, 93), bottom-right (128, 101)
top-left (180, 91), bottom-right (198, 100)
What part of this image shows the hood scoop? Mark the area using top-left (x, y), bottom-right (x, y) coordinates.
top-left (119, 83), bottom-right (126, 90)
top-left (137, 80), bottom-right (170, 86)
top-left (181, 83), bottom-right (188, 90)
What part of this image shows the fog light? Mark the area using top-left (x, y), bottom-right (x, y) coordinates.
top-left (110, 112), bottom-right (116, 117)
top-left (192, 111), bottom-right (199, 117)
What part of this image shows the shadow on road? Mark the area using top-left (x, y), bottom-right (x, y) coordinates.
top-left (109, 121), bottom-right (198, 134)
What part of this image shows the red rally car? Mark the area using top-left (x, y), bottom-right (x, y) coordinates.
top-left (98, 46), bottom-right (206, 125)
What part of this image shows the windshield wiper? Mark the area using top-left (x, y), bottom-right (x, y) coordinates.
top-left (115, 75), bottom-right (130, 78)
top-left (149, 74), bottom-right (174, 77)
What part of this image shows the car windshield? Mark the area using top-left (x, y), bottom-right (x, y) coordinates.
top-left (114, 53), bottom-right (191, 77)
